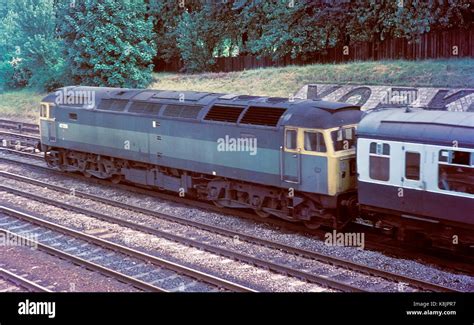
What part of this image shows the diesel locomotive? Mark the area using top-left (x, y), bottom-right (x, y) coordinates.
top-left (38, 86), bottom-right (473, 250)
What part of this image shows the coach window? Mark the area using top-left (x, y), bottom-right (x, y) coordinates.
top-left (369, 142), bottom-right (390, 181)
top-left (304, 131), bottom-right (326, 153)
top-left (405, 152), bottom-right (420, 180)
top-left (285, 129), bottom-right (297, 150)
top-left (438, 150), bottom-right (474, 194)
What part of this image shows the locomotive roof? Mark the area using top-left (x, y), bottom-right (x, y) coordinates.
top-left (43, 86), bottom-right (363, 129)
top-left (357, 108), bottom-right (474, 148)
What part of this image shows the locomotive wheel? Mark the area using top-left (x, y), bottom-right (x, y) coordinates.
top-left (303, 220), bottom-right (321, 230)
top-left (46, 160), bottom-right (56, 169)
top-left (111, 175), bottom-right (122, 184)
top-left (213, 200), bottom-right (225, 208)
top-left (83, 171), bottom-right (92, 178)
top-left (255, 209), bottom-right (270, 218)
top-left (44, 152), bottom-right (58, 168)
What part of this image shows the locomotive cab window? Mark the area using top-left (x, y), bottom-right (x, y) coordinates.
top-left (304, 131), bottom-right (326, 153)
top-left (438, 149), bottom-right (474, 194)
top-left (405, 152), bottom-right (420, 180)
top-left (332, 126), bottom-right (356, 151)
top-left (285, 129), bottom-right (297, 150)
top-left (369, 142), bottom-right (390, 181)
top-left (40, 104), bottom-right (48, 118)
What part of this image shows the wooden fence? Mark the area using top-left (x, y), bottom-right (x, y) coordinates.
top-left (155, 28), bottom-right (474, 72)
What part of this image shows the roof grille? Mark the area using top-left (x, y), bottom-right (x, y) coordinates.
top-left (162, 105), bottom-right (202, 119)
top-left (97, 99), bottom-right (128, 111)
top-left (129, 102), bottom-right (162, 115)
top-left (240, 106), bottom-right (286, 127)
top-left (204, 105), bottom-right (245, 123)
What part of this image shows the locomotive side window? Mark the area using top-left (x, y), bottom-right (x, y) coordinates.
top-left (285, 129), bottom-right (297, 150)
top-left (405, 152), bottom-right (420, 180)
top-left (331, 127), bottom-right (356, 151)
top-left (369, 142), bottom-right (390, 181)
top-left (304, 131), bottom-right (326, 152)
top-left (438, 150), bottom-right (474, 194)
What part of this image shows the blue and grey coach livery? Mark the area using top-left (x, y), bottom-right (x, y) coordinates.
top-left (39, 86), bottom-right (363, 229)
top-left (357, 109), bottom-right (474, 249)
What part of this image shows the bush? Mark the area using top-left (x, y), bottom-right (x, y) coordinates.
top-left (58, 0), bottom-right (156, 88)
top-left (176, 10), bottom-right (217, 73)
top-left (22, 35), bottom-right (69, 91)
top-left (0, 0), bottom-right (67, 91)
top-left (0, 59), bottom-right (30, 91)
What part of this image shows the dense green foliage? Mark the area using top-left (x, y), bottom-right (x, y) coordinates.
top-left (348, 0), bottom-right (471, 42)
top-left (0, 0), bottom-right (66, 90)
top-left (0, 0), bottom-right (472, 88)
top-left (153, 0), bottom-right (471, 72)
top-left (58, 0), bottom-right (156, 88)
top-left (0, 0), bottom-right (156, 90)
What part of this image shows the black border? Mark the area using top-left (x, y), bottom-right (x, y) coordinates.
top-left (0, 293), bottom-right (473, 322)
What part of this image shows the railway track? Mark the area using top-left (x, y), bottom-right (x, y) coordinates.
top-left (0, 267), bottom-right (52, 292)
top-left (0, 119), bottom-right (39, 134)
top-left (0, 204), bottom-right (255, 292)
top-left (0, 273), bottom-right (25, 292)
top-left (0, 167), bottom-right (461, 292)
top-left (0, 130), bottom-right (40, 150)
top-left (0, 178), bottom-right (365, 292)
top-left (1, 146), bottom-right (472, 277)
top-left (0, 228), bottom-right (162, 292)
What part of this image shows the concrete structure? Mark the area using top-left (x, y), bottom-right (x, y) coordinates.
top-left (295, 84), bottom-right (474, 112)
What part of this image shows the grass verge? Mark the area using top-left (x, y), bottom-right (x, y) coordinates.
top-left (1, 58), bottom-right (473, 121)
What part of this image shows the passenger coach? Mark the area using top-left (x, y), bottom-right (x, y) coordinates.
top-left (357, 109), bottom-right (474, 249)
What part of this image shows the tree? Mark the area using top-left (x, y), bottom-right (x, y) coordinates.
top-left (174, 1), bottom-right (238, 72)
top-left (0, 0), bottom-right (66, 90)
top-left (233, 0), bottom-right (268, 56)
top-left (150, 0), bottom-right (202, 68)
top-left (242, 0), bottom-right (352, 61)
top-left (58, 0), bottom-right (156, 88)
top-left (348, 0), bottom-right (472, 43)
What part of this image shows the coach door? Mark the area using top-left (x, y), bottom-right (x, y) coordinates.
top-left (281, 127), bottom-right (300, 184)
top-left (401, 144), bottom-right (425, 213)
